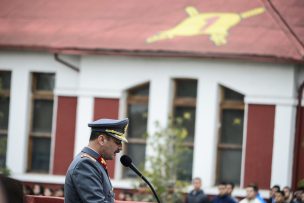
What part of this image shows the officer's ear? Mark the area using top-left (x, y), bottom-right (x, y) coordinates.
top-left (97, 134), bottom-right (107, 145)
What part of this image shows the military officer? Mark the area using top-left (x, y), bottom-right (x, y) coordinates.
top-left (64, 118), bottom-right (129, 203)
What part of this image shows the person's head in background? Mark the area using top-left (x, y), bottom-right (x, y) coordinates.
top-left (300, 191), bottom-right (304, 202)
top-left (192, 177), bottom-right (202, 191)
top-left (274, 191), bottom-right (285, 203)
top-left (33, 184), bottom-right (44, 196)
top-left (23, 185), bottom-right (33, 195)
top-left (293, 190), bottom-right (302, 202)
top-left (54, 187), bottom-right (64, 197)
top-left (245, 184), bottom-right (259, 200)
top-left (282, 186), bottom-right (292, 201)
top-left (43, 187), bottom-right (54, 196)
top-left (218, 181), bottom-right (227, 196)
top-left (226, 182), bottom-right (235, 196)
top-left (270, 185), bottom-right (280, 198)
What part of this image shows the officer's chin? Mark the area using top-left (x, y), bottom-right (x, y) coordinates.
top-left (111, 152), bottom-right (117, 159)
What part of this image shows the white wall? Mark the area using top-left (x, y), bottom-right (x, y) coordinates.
top-left (0, 51), bottom-right (297, 188)
top-left (79, 55), bottom-right (296, 187)
top-left (81, 56), bottom-right (294, 98)
top-left (0, 51), bottom-right (79, 176)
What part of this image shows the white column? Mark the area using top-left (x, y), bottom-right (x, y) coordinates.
top-left (7, 69), bottom-right (31, 174)
top-left (147, 76), bottom-right (171, 131)
top-left (145, 76), bottom-right (171, 163)
top-left (74, 96), bottom-right (94, 156)
top-left (193, 80), bottom-right (219, 187)
top-left (271, 104), bottom-right (296, 187)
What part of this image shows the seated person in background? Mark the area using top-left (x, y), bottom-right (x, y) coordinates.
top-left (32, 184), bottom-right (44, 196)
top-left (240, 184), bottom-right (261, 203)
top-left (118, 191), bottom-right (133, 201)
top-left (0, 175), bottom-right (24, 203)
top-left (292, 190), bottom-right (303, 203)
top-left (275, 191), bottom-right (287, 203)
top-left (283, 186), bottom-right (294, 203)
top-left (226, 182), bottom-right (238, 203)
top-left (43, 187), bottom-right (54, 196)
top-left (212, 182), bottom-right (235, 203)
top-left (268, 185), bottom-right (280, 203)
top-left (54, 187), bottom-right (64, 197)
top-left (186, 177), bottom-right (209, 203)
top-left (23, 185), bottom-right (33, 195)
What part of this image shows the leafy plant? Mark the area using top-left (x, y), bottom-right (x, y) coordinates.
top-left (142, 115), bottom-right (191, 203)
top-left (0, 167), bottom-right (10, 176)
top-left (298, 179), bottom-right (304, 190)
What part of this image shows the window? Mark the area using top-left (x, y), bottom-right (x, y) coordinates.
top-left (173, 79), bottom-right (197, 181)
top-left (28, 73), bottom-right (55, 173)
top-left (216, 86), bottom-right (244, 185)
top-left (124, 83), bottom-right (149, 177)
top-left (0, 71), bottom-right (11, 168)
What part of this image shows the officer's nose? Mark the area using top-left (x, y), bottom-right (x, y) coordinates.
top-left (118, 143), bottom-right (123, 150)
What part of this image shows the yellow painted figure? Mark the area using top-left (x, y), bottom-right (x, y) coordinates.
top-left (147, 7), bottom-right (265, 46)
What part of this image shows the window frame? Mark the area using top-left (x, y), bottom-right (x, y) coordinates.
top-left (27, 73), bottom-right (55, 173)
top-left (172, 79), bottom-right (197, 147)
top-left (123, 83), bottom-right (149, 177)
top-left (215, 87), bottom-right (244, 185)
top-left (0, 71), bottom-right (11, 168)
top-left (172, 79), bottom-right (197, 180)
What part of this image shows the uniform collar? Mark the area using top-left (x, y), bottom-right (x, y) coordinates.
top-left (82, 147), bottom-right (108, 170)
top-left (82, 147), bottom-right (100, 160)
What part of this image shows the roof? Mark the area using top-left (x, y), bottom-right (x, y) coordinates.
top-left (0, 0), bottom-right (304, 63)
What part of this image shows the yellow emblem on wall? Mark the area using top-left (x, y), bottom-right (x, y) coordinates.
top-left (146, 6), bottom-right (265, 46)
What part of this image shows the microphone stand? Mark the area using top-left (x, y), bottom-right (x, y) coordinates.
top-left (140, 175), bottom-right (161, 203)
top-left (120, 155), bottom-right (161, 203)
top-left (131, 165), bottom-right (161, 203)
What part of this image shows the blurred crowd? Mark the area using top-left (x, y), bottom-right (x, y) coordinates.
top-left (2, 174), bottom-right (304, 203)
top-left (190, 179), bottom-right (304, 203)
top-left (24, 184), bottom-right (64, 197)
top-left (266, 184), bottom-right (304, 203)
top-left (117, 178), bottom-right (304, 203)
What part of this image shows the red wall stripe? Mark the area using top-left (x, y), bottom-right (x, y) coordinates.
top-left (93, 98), bottom-right (119, 178)
top-left (53, 96), bottom-right (77, 175)
top-left (244, 104), bottom-right (275, 189)
top-left (296, 108), bottom-right (304, 183)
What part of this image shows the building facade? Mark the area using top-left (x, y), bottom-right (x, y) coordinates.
top-left (0, 51), bottom-right (303, 192)
top-left (0, 0), bottom-right (304, 196)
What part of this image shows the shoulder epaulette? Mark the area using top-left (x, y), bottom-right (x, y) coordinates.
top-left (81, 153), bottom-right (96, 162)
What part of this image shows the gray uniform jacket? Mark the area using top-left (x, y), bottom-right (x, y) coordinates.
top-left (64, 147), bottom-right (115, 203)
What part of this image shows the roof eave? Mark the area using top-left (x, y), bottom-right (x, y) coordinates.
top-left (1, 45), bottom-right (303, 65)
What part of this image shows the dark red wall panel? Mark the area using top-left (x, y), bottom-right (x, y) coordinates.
top-left (94, 98), bottom-right (120, 178)
top-left (244, 104), bottom-right (275, 189)
top-left (296, 108), bottom-right (304, 184)
top-left (53, 96), bottom-right (77, 175)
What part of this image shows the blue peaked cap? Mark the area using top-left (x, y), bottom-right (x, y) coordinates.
top-left (88, 118), bottom-right (129, 143)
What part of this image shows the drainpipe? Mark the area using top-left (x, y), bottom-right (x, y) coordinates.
top-left (292, 81), bottom-right (304, 190)
top-left (54, 53), bottom-right (80, 72)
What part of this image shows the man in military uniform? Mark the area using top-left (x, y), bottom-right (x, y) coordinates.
top-left (64, 118), bottom-right (129, 203)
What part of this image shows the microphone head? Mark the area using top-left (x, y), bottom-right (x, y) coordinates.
top-left (120, 155), bottom-right (132, 167)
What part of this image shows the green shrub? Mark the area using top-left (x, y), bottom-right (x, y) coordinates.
top-left (141, 115), bottom-right (191, 203)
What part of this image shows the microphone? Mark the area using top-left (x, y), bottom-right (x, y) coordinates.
top-left (120, 155), bottom-right (161, 203)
